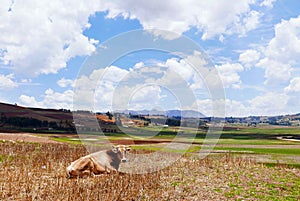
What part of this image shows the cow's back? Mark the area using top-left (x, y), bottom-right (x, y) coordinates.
top-left (90, 149), bottom-right (121, 170)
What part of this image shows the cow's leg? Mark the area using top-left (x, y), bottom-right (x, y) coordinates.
top-left (105, 165), bottom-right (118, 174)
top-left (90, 157), bottom-right (106, 176)
top-left (67, 156), bottom-right (94, 178)
top-left (80, 169), bottom-right (93, 178)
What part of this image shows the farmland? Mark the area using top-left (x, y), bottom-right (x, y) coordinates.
top-left (50, 125), bottom-right (300, 166)
top-left (0, 129), bottom-right (300, 200)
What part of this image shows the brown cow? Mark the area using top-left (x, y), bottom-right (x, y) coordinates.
top-left (66, 145), bottom-right (131, 178)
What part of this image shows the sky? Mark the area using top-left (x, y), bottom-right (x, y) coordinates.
top-left (1, 0), bottom-right (300, 117)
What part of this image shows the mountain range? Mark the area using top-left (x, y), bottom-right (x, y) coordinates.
top-left (122, 109), bottom-right (205, 118)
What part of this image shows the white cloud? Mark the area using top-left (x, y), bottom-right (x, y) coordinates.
top-left (19, 95), bottom-right (39, 108)
top-left (257, 58), bottom-right (292, 84)
top-left (0, 74), bottom-right (18, 90)
top-left (0, 0), bottom-right (267, 78)
top-left (57, 78), bottom-right (74, 88)
top-left (19, 88), bottom-right (74, 109)
top-left (92, 66), bottom-right (129, 83)
top-left (21, 79), bottom-right (32, 84)
top-left (165, 58), bottom-right (194, 82)
top-left (252, 15), bottom-right (300, 85)
top-left (260, 0), bottom-right (277, 8)
top-left (73, 53), bottom-right (215, 112)
top-left (155, 58), bottom-right (198, 88)
top-left (73, 66), bottom-right (129, 111)
top-left (114, 85), bottom-right (162, 111)
top-left (265, 16), bottom-right (300, 64)
top-left (155, 51), bottom-right (219, 91)
top-left (239, 49), bottom-right (261, 68)
top-left (101, 0), bottom-right (261, 40)
top-left (224, 99), bottom-right (249, 117)
top-left (216, 63), bottom-right (244, 89)
top-left (190, 92), bottom-right (290, 117)
top-left (0, 0), bottom-right (101, 76)
top-left (189, 99), bottom-right (249, 117)
top-left (248, 92), bottom-right (289, 116)
top-left (285, 77), bottom-right (300, 93)
top-left (133, 62), bottom-right (144, 69)
top-left (233, 10), bottom-right (261, 37)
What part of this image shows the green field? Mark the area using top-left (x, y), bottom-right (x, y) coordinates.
top-left (1, 126), bottom-right (300, 200)
top-left (46, 125), bottom-right (300, 166)
top-left (1, 141), bottom-right (299, 200)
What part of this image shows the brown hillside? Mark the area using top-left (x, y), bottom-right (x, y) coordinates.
top-left (0, 102), bottom-right (73, 122)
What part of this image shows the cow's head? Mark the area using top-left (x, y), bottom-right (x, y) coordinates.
top-left (112, 145), bottom-right (131, 162)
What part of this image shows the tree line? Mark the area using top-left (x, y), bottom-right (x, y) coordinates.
top-left (0, 113), bottom-right (75, 131)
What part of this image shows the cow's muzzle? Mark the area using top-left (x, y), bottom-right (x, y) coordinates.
top-left (121, 158), bottom-right (127, 163)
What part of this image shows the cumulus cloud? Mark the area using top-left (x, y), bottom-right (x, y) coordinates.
top-left (153, 57), bottom-right (203, 89)
top-left (19, 95), bottom-right (39, 108)
top-left (114, 85), bottom-right (162, 111)
top-left (73, 66), bottom-right (129, 111)
top-left (257, 58), bottom-right (292, 84)
top-left (0, 74), bottom-right (18, 90)
top-left (0, 0), bottom-right (268, 78)
top-left (189, 98), bottom-right (249, 117)
top-left (57, 78), bottom-right (74, 88)
top-left (260, 0), bottom-right (277, 8)
top-left (216, 63), bottom-right (244, 89)
top-left (248, 92), bottom-right (289, 116)
top-left (89, 65), bottom-right (178, 111)
top-left (155, 51), bottom-right (222, 92)
top-left (234, 10), bottom-right (261, 37)
top-left (239, 49), bottom-right (261, 68)
top-left (190, 91), bottom-right (291, 117)
top-left (256, 15), bottom-right (300, 85)
top-left (238, 15), bottom-right (300, 86)
top-left (101, 0), bottom-right (261, 40)
top-left (73, 52), bottom-right (217, 112)
top-left (285, 77), bottom-right (300, 93)
top-left (0, 0), bottom-right (101, 76)
top-left (19, 88), bottom-right (74, 109)
top-left (264, 16), bottom-right (300, 64)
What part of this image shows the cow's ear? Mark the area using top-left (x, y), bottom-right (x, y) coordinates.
top-left (112, 146), bottom-right (118, 153)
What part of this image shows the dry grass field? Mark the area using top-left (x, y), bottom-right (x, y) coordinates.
top-left (0, 139), bottom-right (300, 201)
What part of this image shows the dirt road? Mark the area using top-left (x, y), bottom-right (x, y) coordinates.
top-left (0, 133), bottom-right (63, 144)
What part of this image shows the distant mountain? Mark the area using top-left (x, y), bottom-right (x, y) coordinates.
top-left (119, 109), bottom-right (205, 118)
top-left (166, 110), bottom-right (205, 118)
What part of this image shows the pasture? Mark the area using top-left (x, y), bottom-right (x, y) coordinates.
top-left (50, 125), bottom-right (300, 166)
top-left (0, 132), bottom-right (300, 200)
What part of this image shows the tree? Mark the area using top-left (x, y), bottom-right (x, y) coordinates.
top-left (0, 113), bottom-right (7, 123)
top-left (106, 111), bottom-right (113, 120)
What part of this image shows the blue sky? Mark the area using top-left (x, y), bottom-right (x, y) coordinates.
top-left (1, 0), bottom-right (300, 117)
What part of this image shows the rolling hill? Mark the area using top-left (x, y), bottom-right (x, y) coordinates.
top-left (0, 102), bottom-right (73, 122)
top-left (0, 102), bottom-right (74, 132)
